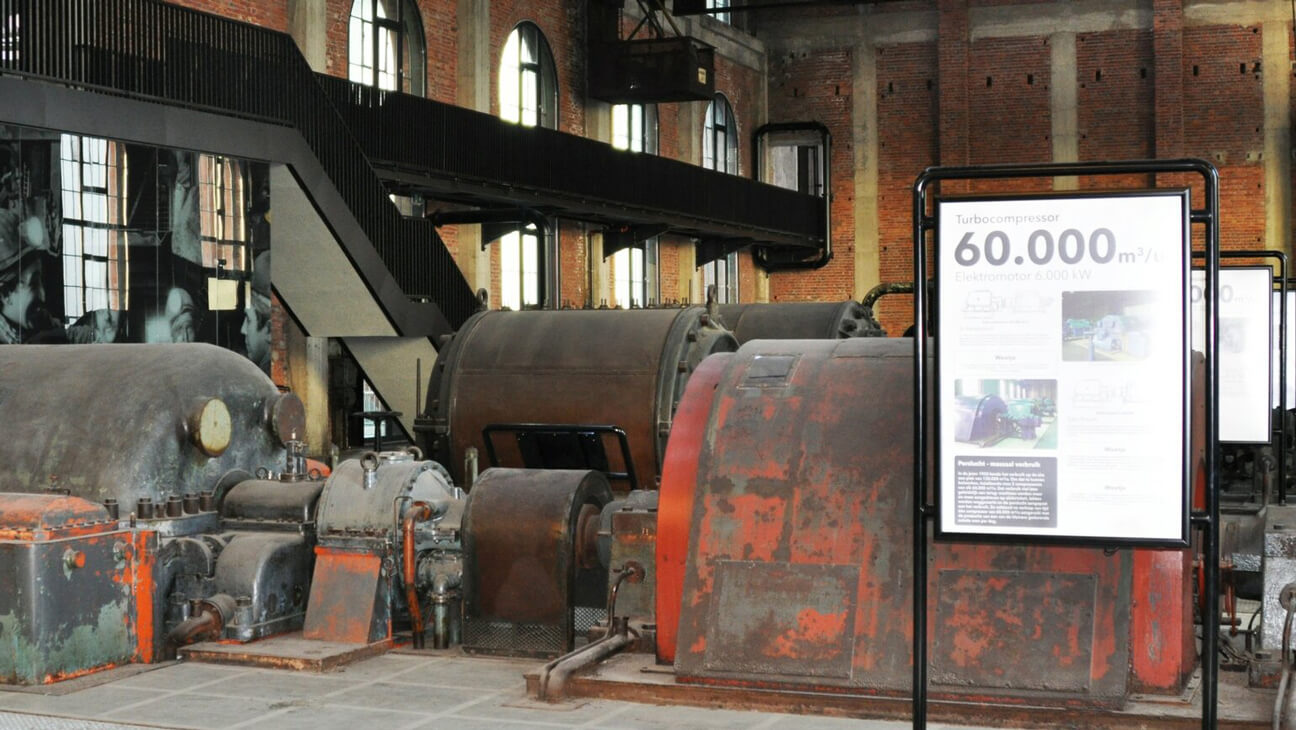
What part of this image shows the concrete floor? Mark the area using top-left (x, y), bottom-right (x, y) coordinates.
top-left (0, 654), bottom-right (1009, 730)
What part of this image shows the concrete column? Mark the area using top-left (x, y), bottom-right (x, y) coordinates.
top-left (286, 322), bottom-right (332, 458)
top-left (590, 231), bottom-right (607, 307)
top-left (286, 0), bottom-right (327, 72)
top-left (1050, 32), bottom-right (1078, 190)
top-left (854, 39), bottom-right (880, 301)
top-left (458, 0), bottom-right (492, 295)
top-left (457, 0), bottom-right (492, 114)
top-left (1263, 21), bottom-right (1292, 255)
top-left (753, 266), bottom-right (770, 303)
top-left (678, 244), bottom-right (698, 302)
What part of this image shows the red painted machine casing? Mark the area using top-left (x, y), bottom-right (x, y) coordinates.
top-left (657, 338), bottom-right (1194, 704)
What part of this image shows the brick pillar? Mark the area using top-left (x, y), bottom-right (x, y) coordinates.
top-left (937, 0), bottom-right (970, 172)
top-left (1152, 0), bottom-right (1184, 159)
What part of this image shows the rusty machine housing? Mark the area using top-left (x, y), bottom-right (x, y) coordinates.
top-left (416, 308), bottom-right (737, 490)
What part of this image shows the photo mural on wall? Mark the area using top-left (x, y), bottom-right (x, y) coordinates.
top-left (0, 124), bottom-right (272, 373)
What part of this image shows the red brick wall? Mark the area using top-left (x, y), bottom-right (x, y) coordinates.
top-left (766, 48), bottom-right (856, 303)
top-left (875, 42), bottom-right (939, 335)
top-left (1077, 29), bottom-right (1155, 191)
top-left (967, 35), bottom-right (1051, 192)
top-left (166, 0), bottom-right (288, 30)
top-left (1184, 24), bottom-right (1265, 250)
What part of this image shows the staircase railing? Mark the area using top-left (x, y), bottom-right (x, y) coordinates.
top-left (0, 0), bottom-right (479, 331)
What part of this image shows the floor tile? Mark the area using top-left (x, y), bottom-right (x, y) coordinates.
top-left (324, 680), bottom-right (491, 715)
top-left (0, 685), bottom-right (168, 720)
top-left (385, 656), bottom-right (531, 690)
top-left (112, 663), bottom-right (251, 692)
top-left (451, 693), bottom-right (631, 726)
top-left (197, 670), bottom-right (355, 702)
top-left (234, 703), bottom-right (421, 730)
top-left (102, 692), bottom-right (276, 730)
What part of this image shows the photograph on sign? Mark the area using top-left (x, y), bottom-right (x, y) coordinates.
top-left (936, 191), bottom-right (1188, 544)
top-left (1272, 290), bottom-right (1294, 410)
top-left (1190, 267), bottom-right (1272, 443)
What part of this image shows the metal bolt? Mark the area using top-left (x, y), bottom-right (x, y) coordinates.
top-left (63, 549), bottom-right (86, 571)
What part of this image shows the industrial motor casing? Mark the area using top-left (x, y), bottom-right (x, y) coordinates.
top-left (0, 344), bottom-right (301, 518)
top-left (716, 301), bottom-right (876, 342)
top-left (418, 308), bottom-right (737, 489)
top-left (304, 452), bottom-right (458, 644)
top-left (657, 338), bottom-right (1196, 703)
top-left (0, 494), bottom-right (151, 684)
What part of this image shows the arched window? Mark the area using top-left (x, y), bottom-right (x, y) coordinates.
top-left (499, 22), bottom-right (558, 129)
top-left (703, 93), bottom-right (738, 174)
top-left (610, 103), bottom-right (658, 307)
top-left (702, 94), bottom-right (738, 303)
top-left (496, 23), bottom-right (557, 310)
top-left (348, 0), bottom-right (426, 97)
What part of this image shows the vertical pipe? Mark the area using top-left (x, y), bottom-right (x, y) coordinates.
top-left (911, 173), bottom-right (930, 730)
top-left (1202, 162), bottom-right (1221, 730)
top-left (1279, 260), bottom-right (1288, 504)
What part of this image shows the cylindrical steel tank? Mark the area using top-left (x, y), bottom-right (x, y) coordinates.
top-left (419, 308), bottom-right (737, 489)
top-left (656, 337), bottom-right (1195, 702)
top-left (0, 344), bottom-right (302, 512)
top-left (716, 301), bottom-right (877, 342)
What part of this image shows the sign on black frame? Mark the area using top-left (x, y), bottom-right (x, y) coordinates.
top-left (933, 189), bottom-right (1191, 548)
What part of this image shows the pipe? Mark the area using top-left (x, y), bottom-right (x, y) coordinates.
top-left (464, 446), bottom-right (479, 488)
top-left (403, 501), bottom-right (434, 649)
top-left (430, 570), bottom-right (462, 650)
top-left (1276, 584), bottom-right (1296, 730)
top-left (535, 562), bottom-right (644, 701)
top-left (750, 121), bottom-right (832, 271)
top-left (165, 593), bottom-right (236, 648)
top-left (536, 623), bottom-right (634, 701)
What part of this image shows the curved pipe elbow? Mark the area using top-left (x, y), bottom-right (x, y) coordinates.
top-left (402, 501), bottom-right (435, 649)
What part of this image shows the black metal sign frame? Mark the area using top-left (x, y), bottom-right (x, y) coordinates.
top-left (911, 159), bottom-right (1220, 729)
top-left (931, 187), bottom-right (1190, 547)
top-left (1190, 251), bottom-right (1287, 502)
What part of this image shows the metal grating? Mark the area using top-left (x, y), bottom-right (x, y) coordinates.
top-left (462, 619), bottom-right (566, 659)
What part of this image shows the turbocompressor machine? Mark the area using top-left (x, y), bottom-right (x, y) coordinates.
top-left (0, 344), bottom-right (319, 683)
top-left (537, 337), bottom-right (1202, 711)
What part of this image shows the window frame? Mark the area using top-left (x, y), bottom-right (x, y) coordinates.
top-left (499, 21), bottom-right (558, 130)
top-left (59, 133), bottom-right (128, 320)
top-left (348, 0), bottom-right (426, 97)
top-left (701, 94), bottom-right (739, 303)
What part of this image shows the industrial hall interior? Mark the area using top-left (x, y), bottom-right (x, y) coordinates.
top-left (2, 0), bottom-right (1295, 727)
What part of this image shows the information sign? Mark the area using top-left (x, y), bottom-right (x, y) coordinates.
top-left (1187, 268), bottom-right (1272, 442)
top-left (936, 191), bottom-right (1189, 544)
top-left (1273, 290), bottom-right (1294, 410)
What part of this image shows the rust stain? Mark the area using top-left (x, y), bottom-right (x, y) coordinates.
top-left (132, 530), bottom-right (156, 663)
top-left (302, 547), bottom-right (385, 644)
top-left (768, 608), bottom-right (848, 659)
